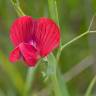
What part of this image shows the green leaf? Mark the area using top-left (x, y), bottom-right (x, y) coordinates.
top-left (48, 53), bottom-right (70, 96)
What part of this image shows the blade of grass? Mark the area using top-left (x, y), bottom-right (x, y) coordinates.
top-left (47, 0), bottom-right (61, 54)
top-left (48, 53), bottom-right (69, 96)
top-left (48, 0), bottom-right (59, 25)
top-left (23, 67), bottom-right (36, 96)
top-left (0, 51), bottom-right (24, 95)
top-left (61, 31), bottom-right (96, 50)
top-left (85, 75), bottom-right (96, 96)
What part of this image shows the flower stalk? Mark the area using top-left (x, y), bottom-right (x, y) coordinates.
top-left (10, 0), bottom-right (25, 16)
top-left (57, 30), bottom-right (96, 62)
top-left (85, 75), bottom-right (96, 96)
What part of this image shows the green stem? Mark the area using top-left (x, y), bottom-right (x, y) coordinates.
top-left (56, 31), bottom-right (96, 62)
top-left (50, 74), bottom-right (62, 96)
top-left (56, 13), bottom-right (96, 61)
top-left (48, 54), bottom-right (62, 96)
top-left (10, 0), bottom-right (25, 16)
top-left (61, 31), bottom-right (96, 50)
top-left (85, 75), bottom-right (96, 96)
top-left (23, 67), bottom-right (36, 96)
top-left (48, 0), bottom-right (59, 25)
top-left (23, 61), bottom-right (40, 96)
top-left (48, 0), bottom-right (61, 58)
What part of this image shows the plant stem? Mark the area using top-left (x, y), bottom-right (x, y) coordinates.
top-left (50, 73), bottom-right (62, 96)
top-left (23, 67), bottom-right (36, 96)
top-left (10, 0), bottom-right (25, 16)
top-left (57, 13), bottom-right (96, 62)
top-left (48, 0), bottom-right (59, 25)
top-left (23, 61), bottom-right (40, 96)
top-left (85, 75), bottom-right (96, 96)
top-left (56, 31), bottom-right (96, 62)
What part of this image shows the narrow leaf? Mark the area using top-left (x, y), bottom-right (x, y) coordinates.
top-left (48, 0), bottom-right (59, 25)
top-left (48, 53), bottom-right (69, 96)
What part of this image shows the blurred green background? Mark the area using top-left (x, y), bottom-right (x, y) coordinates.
top-left (0, 0), bottom-right (96, 96)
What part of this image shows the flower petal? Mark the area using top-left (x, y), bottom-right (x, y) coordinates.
top-left (36, 18), bottom-right (60, 56)
top-left (10, 16), bottom-right (36, 46)
top-left (19, 43), bottom-right (39, 67)
top-left (9, 47), bottom-right (20, 62)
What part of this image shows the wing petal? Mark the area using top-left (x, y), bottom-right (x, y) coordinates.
top-left (19, 43), bottom-right (39, 67)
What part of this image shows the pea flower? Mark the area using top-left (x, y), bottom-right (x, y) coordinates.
top-left (9, 16), bottom-right (60, 67)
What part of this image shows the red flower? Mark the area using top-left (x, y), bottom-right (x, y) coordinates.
top-left (9, 16), bottom-right (60, 67)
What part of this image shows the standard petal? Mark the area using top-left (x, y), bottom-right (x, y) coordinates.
top-left (19, 43), bottom-right (40, 67)
top-left (9, 47), bottom-right (20, 62)
top-left (10, 16), bottom-right (36, 46)
top-left (36, 18), bottom-right (60, 56)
